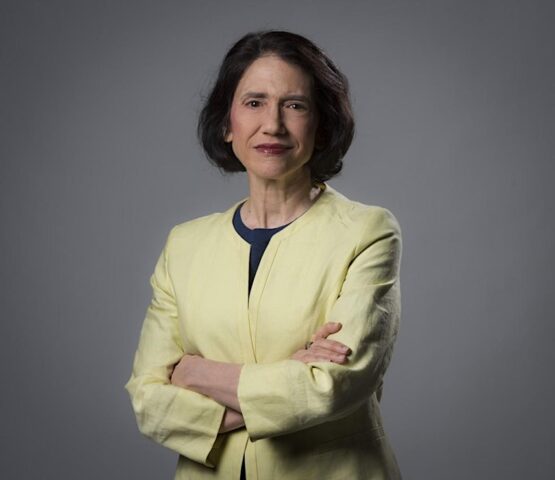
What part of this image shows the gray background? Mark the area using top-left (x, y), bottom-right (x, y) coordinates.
top-left (2, 0), bottom-right (554, 478)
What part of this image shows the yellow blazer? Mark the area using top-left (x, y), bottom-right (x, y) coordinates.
top-left (125, 184), bottom-right (402, 479)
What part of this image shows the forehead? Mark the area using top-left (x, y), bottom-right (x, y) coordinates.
top-left (234, 55), bottom-right (313, 97)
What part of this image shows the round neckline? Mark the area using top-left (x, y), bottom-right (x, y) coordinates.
top-left (238, 182), bottom-right (326, 231)
top-left (233, 202), bottom-right (291, 246)
top-left (226, 182), bottom-right (332, 247)
top-left (236, 202), bottom-right (293, 233)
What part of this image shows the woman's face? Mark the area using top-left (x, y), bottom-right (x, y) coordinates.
top-left (225, 55), bottom-right (318, 185)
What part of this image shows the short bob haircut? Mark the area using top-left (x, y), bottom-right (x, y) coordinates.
top-left (197, 30), bottom-right (355, 183)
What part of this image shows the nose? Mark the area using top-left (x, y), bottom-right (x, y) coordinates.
top-left (262, 103), bottom-right (286, 136)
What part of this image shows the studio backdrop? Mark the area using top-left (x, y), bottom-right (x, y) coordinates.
top-left (1, 1), bottom-right (554, 479)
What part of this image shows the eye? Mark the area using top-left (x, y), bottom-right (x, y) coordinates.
top-left (246, 100), bottom-right (262, 108)
top-left (286, 102), bottom-right (307, 111)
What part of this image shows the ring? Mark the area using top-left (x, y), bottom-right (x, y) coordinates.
top-left (305, 341), bottom-right (313, 350)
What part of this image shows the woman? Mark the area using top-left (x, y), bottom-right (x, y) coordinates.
top-left (126, 31), bottom-right (402, 479)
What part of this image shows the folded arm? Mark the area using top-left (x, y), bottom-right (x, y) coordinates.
top-left (170, 322), bottom-right (350, 412)
top-left (125, 232), bottom-right (227, 467)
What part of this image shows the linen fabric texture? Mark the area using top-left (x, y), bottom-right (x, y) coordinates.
top-left (125, 184), bottom-right (402, 480)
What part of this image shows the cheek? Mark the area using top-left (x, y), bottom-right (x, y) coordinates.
top-left (228, 107), bottom-right (237, 131)
top-left (228, 106), bottom-right (249, 138)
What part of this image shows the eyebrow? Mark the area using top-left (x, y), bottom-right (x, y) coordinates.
top-left (239, 92), bottom-right (312, 103)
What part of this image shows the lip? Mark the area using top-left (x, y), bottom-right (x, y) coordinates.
top-left (254, 143), bottom-right (293, 155)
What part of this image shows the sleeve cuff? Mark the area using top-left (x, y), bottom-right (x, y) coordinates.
top-left (168, 388), bottom-right (227, 467)
top-left (238, 360), bottom-right (301, 441)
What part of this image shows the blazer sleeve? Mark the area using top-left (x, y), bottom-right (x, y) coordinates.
top-left (237, 208), bottom-right (402, 441)
top-left (124, 229), bottom-right (226, 467)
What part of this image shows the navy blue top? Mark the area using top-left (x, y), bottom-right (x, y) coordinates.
top-left (232, 203), bottom-right (290, 293)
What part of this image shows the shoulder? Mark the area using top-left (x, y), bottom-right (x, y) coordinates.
top-left (161, 201), bottom-right (240, 254)
top-left (322, 186), bottom-right (401, 245)
top-left (169, 211), bottom-right (226, 240)
top-left (321, 188), bottom-right (402, 274)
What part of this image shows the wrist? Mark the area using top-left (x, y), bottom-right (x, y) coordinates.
top-left (184, 355), bottom-right (210, 391)
top-left (219, 408), bottom-right (245, 433)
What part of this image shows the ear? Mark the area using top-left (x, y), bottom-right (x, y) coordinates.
top-left (223, 123), bottom-right (233, 143)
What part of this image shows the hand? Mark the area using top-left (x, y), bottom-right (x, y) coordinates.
top-left (219, 407), bottom-right (245, 433)
top-left (170, 354), bottom-right (202, 389)
top-left (291, 322), bottom-right (352, 364)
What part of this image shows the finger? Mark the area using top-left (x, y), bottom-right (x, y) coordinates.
top-left (306, 352), bottom-right (348, 364)
top-left (293, 349), bottom-right (349, 364)
top-left (312, 338), bottom-right (351, 355)
top-left (312, 322), bottom-right (342, 340)
top-left (315, 322), bottom-right (342, 338)
top-left (307, 345), bottom-right (348, 364)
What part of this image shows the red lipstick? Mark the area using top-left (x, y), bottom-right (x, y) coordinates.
top-left (254, 143), bottom-right (292, 155)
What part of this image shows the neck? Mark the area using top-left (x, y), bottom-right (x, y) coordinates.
top-left (242, 170), bottom-right (321, 229)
